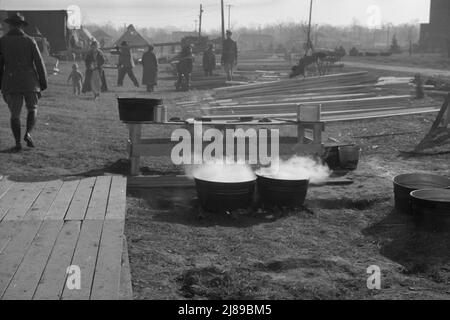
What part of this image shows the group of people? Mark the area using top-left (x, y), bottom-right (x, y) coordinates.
top-left (67, 40), bottom-right (159, 99)
top-left (0, 12), bottom-right (159, 152)
top-left (117, 40), bottom-right (158, 93)
top-left (175, 29), bottom-right (238, 91)
top-left (202, 30), bottom-right (238, 80)
top-left (0, 12), bottom-right (238, 152)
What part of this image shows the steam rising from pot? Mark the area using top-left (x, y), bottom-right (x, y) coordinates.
top-left (186, 156), bottom-right (330, 184)
top-left (256, 157), bottom-right (330, 184)
top-left (187, 162), bottom-right (256, 183)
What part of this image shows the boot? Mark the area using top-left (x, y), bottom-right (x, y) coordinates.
top-left (10, 118), bottom-right (22, 152)
top-left (24, 110), bottom-right (36, 148)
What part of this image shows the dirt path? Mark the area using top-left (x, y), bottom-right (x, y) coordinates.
top-left (344, 61), bottom-right (450, 77)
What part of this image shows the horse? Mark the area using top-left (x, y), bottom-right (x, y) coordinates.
top-left (289, 51), bottom-right (328, 78)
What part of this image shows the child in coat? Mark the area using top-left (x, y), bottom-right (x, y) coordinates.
top-left (67, 63), bottom-right (83, 95)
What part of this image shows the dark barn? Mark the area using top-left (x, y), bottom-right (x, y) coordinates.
top-left (0, 10), bottom-right (68, 54)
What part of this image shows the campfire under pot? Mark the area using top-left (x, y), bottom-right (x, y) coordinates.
top-left (256, 174), bottom-right (309, 208)
top-left (194, 177), bottom-right (256, 213)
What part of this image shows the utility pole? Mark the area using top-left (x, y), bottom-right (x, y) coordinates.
top-left (221, 0), bottom-right (225, 41)
top-left (227, 4), bottom-right (233, 30)
top-left (386, 24), bottom-right (391, 47)
top-left (194, 19), bottom-right (197, 32)
top-left (199, 4), bottom-right (204, 38)
top-left (306, 0), bottom-right (314, 55)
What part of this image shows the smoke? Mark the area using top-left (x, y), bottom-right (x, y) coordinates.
top-left (256, 156), bottom-right (331, 184)
top-left (186, 157), bottom-right (330, 184)
top-left (187, 162), bottom-right (256, 183)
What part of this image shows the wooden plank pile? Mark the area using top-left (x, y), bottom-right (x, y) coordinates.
top-left (205, 95), bottom-right (412, 116)
top-left (236, 56), bottom-right (293, 72)
top-left (213, 71), bottom-right (378, 99)
top-left (194, 71), bottom-right (441, 122)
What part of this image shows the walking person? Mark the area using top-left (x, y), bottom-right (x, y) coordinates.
top-left (82, 41), bottom-right (107, 100)
top-left (67, 63), bottom-right (83, 95)
top-left (202, 43), bottom-right (216, 76)
top-left (141, 45), bottom-right (158, 92)
top-left (175, 45), bottom-right (194, 91)
top-left (117, 41), bottom-right (139, 87)
top-left (221, 30), bottom-right (238, 81)
top-left (0, 12), bottom-right (48, 152)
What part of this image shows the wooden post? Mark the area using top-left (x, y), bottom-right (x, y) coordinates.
top-left (199, 4), bottom-right (203, 38)
top-left (221, 0), bottom-right (225, 41)
top-left (443, 103), bottom-right (450, 127)
top-left (313, 123), bottom-right (323, 145)
top-left (128, 124), bottom-right (142, 176)
top-left (297, 105), bottom-right (305, 144)
top-left (306, 0), bottom-right (314, 54)
top-left (414, 93), bottom-right (450, 152)
top-left (227, 4), bottom-right (233, 30)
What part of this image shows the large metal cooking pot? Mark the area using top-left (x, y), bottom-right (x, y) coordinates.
top-left (393, 173), bottom-right (450, 215)
top-left (256, 174), bottom-right (309, 208)
top-left (194, 177), bottom-right (256, 213)
top-left (410, 188), bottom-right (450, 232)
top-left (117, 97), bottom-right (163, 122)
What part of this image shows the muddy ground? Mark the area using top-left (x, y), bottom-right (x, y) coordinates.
top-left (2, 60), bottom-right (447, 300)
top-left (125, 113), bottom-right (450, 300)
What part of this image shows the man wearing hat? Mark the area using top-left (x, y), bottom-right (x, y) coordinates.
top-left (221, 30), bottom-right (238, 81)
top-left (117, 40), bottom-right (139, 87)
top-left (0, 12), bottom-right (47, 152)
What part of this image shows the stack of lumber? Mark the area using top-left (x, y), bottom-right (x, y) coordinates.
top-left (236, 57), bottom-right (293, 72)
top-left (205, 95), bottom-right (413, 116)
top-left (193, 71), bottom-right (441, 122)
top-left (213, 71), bottom-right (378, 99)
top-left (190, 75), bottom-right (249, 89)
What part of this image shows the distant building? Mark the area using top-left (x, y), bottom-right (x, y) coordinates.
top-left (0, 10), bottom-right (68, 54)
top-left (171, 31), bottom-right (198, 42)
top-left (114, 24), bottom-right (150, 48)
top-left (237, 34), bottom-right (274, 51)
top-left (91, 28), bottom-right (114, 48)
top-left (420, 0), bottom-right (450, 52)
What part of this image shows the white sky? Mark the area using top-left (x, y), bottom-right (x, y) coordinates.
top-left (0, 0), bottom-right (431, 30)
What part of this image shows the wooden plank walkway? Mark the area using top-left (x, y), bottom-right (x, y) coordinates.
top-left (0, 175), bottom-right (131, 300)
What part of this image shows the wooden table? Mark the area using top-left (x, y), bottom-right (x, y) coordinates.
top-left (124, 119), bottom-right (325, 176)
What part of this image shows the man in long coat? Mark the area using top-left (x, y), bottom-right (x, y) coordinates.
top-left (82, 41), bottom-right (108, 98)
top-left (202, 44), bottom-right (216, 76)
top-left (141, 45), bottom-right (158, 92)
top-left (0, 12), bottom-right (47, 152)
top-left (221, 30), bottom-right (238, 81)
